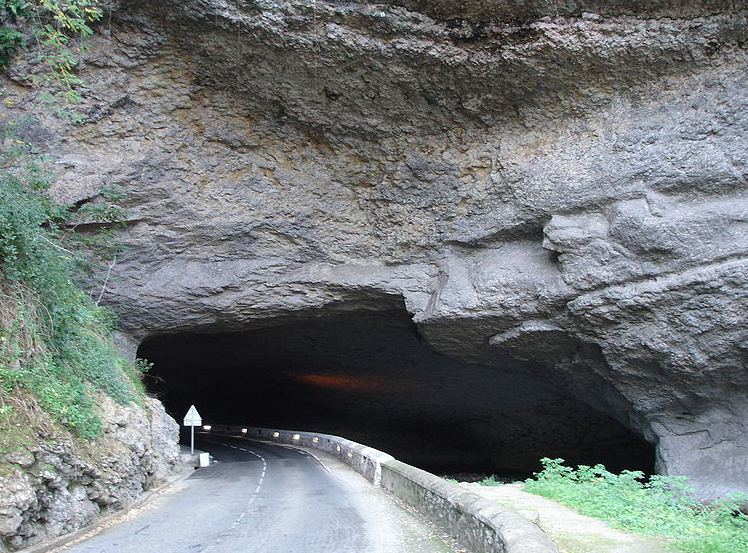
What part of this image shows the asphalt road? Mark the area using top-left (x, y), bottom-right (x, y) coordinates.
top-left (58, 436), bottom-right (461, 553)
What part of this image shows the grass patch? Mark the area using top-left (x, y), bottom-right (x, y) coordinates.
top-left (476, 475), bottom-right (504, 486)
top-left (0, 386), bottom-right (56, 467)
top-left (523, 458), bottom-right (748, 553)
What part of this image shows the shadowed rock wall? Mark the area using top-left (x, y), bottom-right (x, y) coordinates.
top-left (2, 0), bottom-right (746, 499)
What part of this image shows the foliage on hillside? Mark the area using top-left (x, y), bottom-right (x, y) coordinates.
top-left (0, 124), bottom-right (146, 439)
top-left (0, 0), bottom-right (146, 441)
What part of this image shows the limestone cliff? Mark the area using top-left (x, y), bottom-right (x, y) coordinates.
top-left (2, 0), bottom-right (746, 499)
top-left (0, 397), bottom-right (180, 551)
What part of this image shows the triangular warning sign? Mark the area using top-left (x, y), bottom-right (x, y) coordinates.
top-left (183, 405), bottom-right (202, 427)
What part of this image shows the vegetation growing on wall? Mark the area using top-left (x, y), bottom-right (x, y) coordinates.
top-left (0, 121), bottom-right (145, 439)
top-left (523, 458), bottom-right (748, 553)
top-left (0, 0), bottom-right (145, 441)
top-left (2, 0), bottom-right (102, 115)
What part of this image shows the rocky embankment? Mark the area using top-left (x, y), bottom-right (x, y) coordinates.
top-left (0, 397), bottom-right (180, 552)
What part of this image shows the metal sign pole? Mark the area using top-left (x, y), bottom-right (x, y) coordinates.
top-left (183, 405), bottom-right (202, 456)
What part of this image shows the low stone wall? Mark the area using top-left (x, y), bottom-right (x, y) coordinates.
top-left (210, 425), bottom-right (558, 553)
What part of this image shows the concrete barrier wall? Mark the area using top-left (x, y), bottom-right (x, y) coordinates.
top-left (207, 425), bottom-right (558, 553)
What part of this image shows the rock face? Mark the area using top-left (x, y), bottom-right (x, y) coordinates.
top-left (2, 0), bottom-right (747, 499)
top-left (0, 398), bottom-right (180, 551)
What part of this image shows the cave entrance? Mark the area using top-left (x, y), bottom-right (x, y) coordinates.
top-left (137, 307), bottom-right (654, 478)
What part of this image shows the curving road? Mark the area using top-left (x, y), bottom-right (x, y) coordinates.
top-left (58, 436), bottom-right (461, 553)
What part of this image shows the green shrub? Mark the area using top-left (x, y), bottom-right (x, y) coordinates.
top-left (477, 475), bottom-right (504, 486)
top-left (0, 1), bottom-right (32, 66)
top-left (0, 125), bottom-right (140, 438)
top-left (524, 458), bottom-right (748, 553)
top-left (1, 0), bottom-right (103, 113)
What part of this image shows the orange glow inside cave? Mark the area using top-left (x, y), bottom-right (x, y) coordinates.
top-left (291, 373), bottom-right (401, 392)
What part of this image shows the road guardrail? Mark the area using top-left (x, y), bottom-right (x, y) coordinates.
top-left (205, 425), bottom-right (558, 553)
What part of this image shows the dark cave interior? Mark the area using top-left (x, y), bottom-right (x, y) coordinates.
top-left (137, 309), bottom-right (654, 477)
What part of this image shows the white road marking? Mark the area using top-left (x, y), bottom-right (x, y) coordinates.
top-left (199, 445), bottom-right (268, 553)
top-left (302, 449), bottom-right (336, 479)
top-left (215, 442), bottom-right (267, 512)
top-left (244, 449), bottom-right (267, 509)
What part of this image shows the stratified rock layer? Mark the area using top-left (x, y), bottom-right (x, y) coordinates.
top-left (3, 0), bottom-right (747, 499)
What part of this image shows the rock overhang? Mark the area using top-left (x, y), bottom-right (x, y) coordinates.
top-left (1, 0), bottom-right (746, 499)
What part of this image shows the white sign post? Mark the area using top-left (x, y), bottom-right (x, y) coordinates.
top-left (183, 405), bottom-right (202, 455)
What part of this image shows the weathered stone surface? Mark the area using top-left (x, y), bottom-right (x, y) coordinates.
top-left (3, 451), bottom-right (35, 470)
top-left (0, 475), bottom-right (35, 537)
top-left (2, 0), bottom-right (747, 500)
top-left (0, 398), bottom-right (180, 551)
